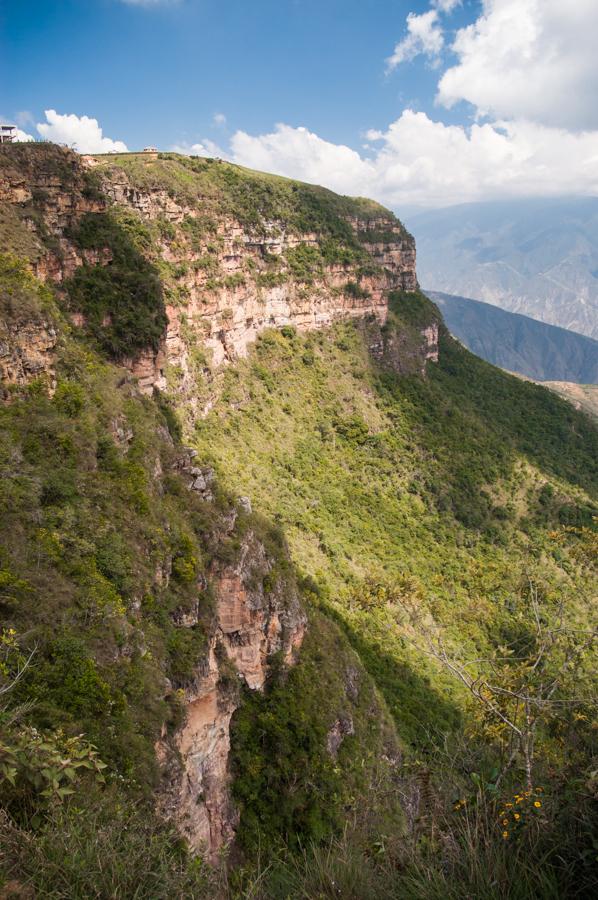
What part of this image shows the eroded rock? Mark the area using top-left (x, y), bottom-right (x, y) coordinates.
top-left (157, 531), bottom-right (306, 861)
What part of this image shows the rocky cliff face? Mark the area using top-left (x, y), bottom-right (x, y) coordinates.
top-left (0, 146), bottom-right (427, 407)
top-left (0, 315), bottom-right (57, 396)
top-left (158, 520), bottom-right (305, 861)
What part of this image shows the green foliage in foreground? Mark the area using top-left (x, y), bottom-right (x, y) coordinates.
top-left (0, 788), bottom-right (215, 900)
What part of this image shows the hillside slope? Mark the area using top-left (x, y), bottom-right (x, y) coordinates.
top-left (541, 381), bottom-right (598, 419)
top-left (408, 197), bottom-right (598, 338)
top-left (1, 146), bottom-right (597, 898)
top-left (427, 289), bottom-right (598, 382)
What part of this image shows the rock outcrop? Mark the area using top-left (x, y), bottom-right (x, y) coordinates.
top-left (157, 529), bottom-right (306, 861)
top-left (0, 316), bottom-right (57, 396)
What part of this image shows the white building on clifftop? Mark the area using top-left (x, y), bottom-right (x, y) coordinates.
top-left (0, 125), bottom-right (17, 144)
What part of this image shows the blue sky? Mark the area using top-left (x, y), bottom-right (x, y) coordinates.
top-left (3, 1), bottom-right (598, 208)
top-left (2, 0), bottom-right (473, 149)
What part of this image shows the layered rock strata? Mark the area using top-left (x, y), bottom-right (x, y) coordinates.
top-left (0, 147), bottom-right (426, 404)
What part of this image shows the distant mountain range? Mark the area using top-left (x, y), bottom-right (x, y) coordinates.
top-left (407, 198), bottom-right (598, 339)
top-left (427, 290), bottom-right (598, 384)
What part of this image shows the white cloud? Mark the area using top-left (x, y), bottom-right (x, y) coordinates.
top-left (437, 0), bottom-right (598, 130)
top-left (433, 0), bottom-right (461, 11)
top-left (213, 113), bottom-right (227, 127)
top-left (221, 113), bottom-right (598, 209)
top-left (386, 10), bottom-right (444, 70)
top-left (36, 110), bottom-right (128, 153)
top-left (386, 0), bottom-right (461, 71)
top-left (171, 138), bottom-right (228, 158)
top-left (16, 129), bottom-right (35, 142)
top-left (230, 125), bottom-right (373, 195)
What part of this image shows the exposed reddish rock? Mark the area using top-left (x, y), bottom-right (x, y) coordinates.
top-left (157, 531), bottom-right (306, 861)
top-left (0, 317), bottom-right (57, 397)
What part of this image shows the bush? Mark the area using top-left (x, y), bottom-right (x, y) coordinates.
top-left (64, 212), bottom-right (166, 359)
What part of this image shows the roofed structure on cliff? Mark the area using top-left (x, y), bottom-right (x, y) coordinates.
top-left (0, 125), bottom-right (17, 144)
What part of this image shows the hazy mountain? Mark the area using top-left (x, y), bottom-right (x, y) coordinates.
top-left (407, 198), bottom-right (598, 339)
top-left (427, 290), bottom-right (598, 383)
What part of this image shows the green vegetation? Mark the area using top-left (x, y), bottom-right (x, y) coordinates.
top-left (64, 211), bottom-right (167, 358)
top-left (231, 612), bottom-right (403, 854)
top-left (1, 147), bottom-right (597, 896)
top-left (193, 292), bottom-right (598, 891)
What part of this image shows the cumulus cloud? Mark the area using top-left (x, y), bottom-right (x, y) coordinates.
top-left (36, 110), bottom-right (128, 153)
top-left (16, 129), bottom-right (35, 142)
top-left (386, 10), bottom-right (444, 70)
top-left (171, 138), bottom-right (228, 158)
top-left (221, 113), bottom-right (598, 208)
top-left (437, 0), bottom-right (598, 130)
top-left (386, 0), bottom-right (461, 71)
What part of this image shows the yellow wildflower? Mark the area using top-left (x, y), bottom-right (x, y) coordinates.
top-left (514, 813), bottom-right (520, 820)
top-left (502, 819), bottom-right (508, 826)
top-left (534, 800), bottom-right (542, 808)
top-left (502, 831), bottom-right (509, 839)
top-left (505, 802), bottom-right (513, 808)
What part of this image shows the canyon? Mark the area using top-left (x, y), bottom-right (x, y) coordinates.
top-left (0, 144), bottom-right (431, 859)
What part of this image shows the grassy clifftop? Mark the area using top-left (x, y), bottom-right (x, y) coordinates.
top-left (94, 150), bottom-right (410, 240)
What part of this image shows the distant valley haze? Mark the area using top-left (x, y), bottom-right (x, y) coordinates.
top-left (407, 197), bottom-right (598, 341)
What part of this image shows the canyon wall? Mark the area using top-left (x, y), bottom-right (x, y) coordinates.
top-left (0, 146), bottom-right (428, 408)
top-left (157, 501), bottom-right (306, 860)
top-left (0, 146), bottom-right (429, 858)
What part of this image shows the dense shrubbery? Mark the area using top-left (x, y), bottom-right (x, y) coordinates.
top-left (231, 613), bottom-right (403, 854)
top-left (64, 211), bottom-right (167, 358)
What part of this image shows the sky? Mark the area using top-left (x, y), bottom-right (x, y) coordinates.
top-left (2, 0), bottom-right (598, 209)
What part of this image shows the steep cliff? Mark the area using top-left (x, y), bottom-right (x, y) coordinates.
top-left (0, 145), bottom-right (427, 413)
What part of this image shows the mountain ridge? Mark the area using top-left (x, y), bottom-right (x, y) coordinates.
top-left (427, 289), bottom-right (598, 383)
top-left (408, 196), bottom-right (598, 339)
